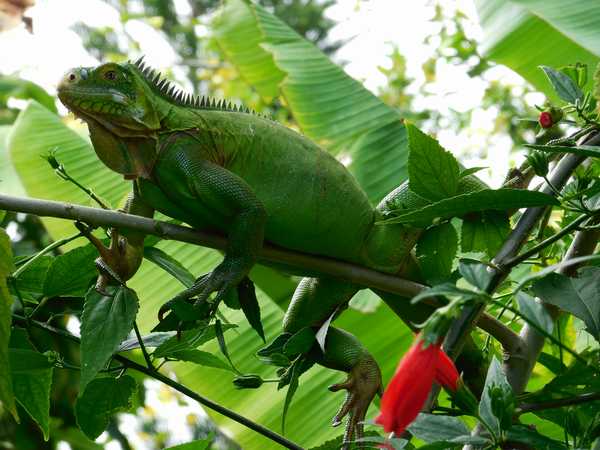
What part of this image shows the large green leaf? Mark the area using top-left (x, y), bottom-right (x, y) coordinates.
top-left (475, 0), bottom-right (600, 97)
top-left (0, 228), bottom-right (17, 421)
top-left (7, 100), bottom-right (415, 449)
top-left (214, 0), bottom-right (408, 203)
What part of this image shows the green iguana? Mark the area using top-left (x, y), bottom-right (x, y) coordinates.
top-left (57, 59), bottom-right (487, 444)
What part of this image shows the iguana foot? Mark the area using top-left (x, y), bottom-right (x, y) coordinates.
top-left (329, 357), bottom-right (383, 449)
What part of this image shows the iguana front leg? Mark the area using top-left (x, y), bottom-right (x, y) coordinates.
top-left (82, 186), bottom-right (154, 290)
top-left (158, 153), bottom-right (267, 313)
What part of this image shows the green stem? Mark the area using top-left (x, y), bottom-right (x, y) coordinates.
top-left (11, 314), bottom-right (303, 450)
top-left (133, 321), bottom-right (154, 371)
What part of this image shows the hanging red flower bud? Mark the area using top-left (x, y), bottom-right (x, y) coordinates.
top-left (539, 111), bottom-right (553, 128)
top-left (375, 335), bottom-right (459, 437)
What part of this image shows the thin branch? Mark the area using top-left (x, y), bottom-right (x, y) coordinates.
top-left (0, 193), bottom-right (507, 340)
top-left (518, 392), bottom-right (600, 414)
top-left (11, 314), bottom-right (303, 450)
top-left (133, 321), bottom-right (154, 370)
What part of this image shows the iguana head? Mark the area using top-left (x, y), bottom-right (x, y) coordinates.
top-left (57, 60), bottom-right (162, 136)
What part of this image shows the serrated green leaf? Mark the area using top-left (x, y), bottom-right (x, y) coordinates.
top-left (43, 244), bottom-right (97, 298)
top-left (11, 256), bottom-right (52, 302)
top-left (383, 189), bottom-right (558, 226)
top-left (169, 349), bottom-right (232, 371)
top-left (79, 286), bottom-right (139, 391)
top-left (143, 246), bottom-right (195, 288)
top-left (215, 319), bottom-right (236, 372)
top-left (516, 292), bottom-right (554, 335)
top-left (533, 267), bottom-right (600, 341)
top-left (153, 323), bottom-right (236, 358)
top-left (540, 65), bottom-right (584, 103)
top-left (0, 227), bottom-right (17, 421)
top-left (461, 211), bottom-right (509, 256)
top-left (416, 222), bottom-right (458, 284)
top-left (408, 413), bottom-right (470, 443)
top-left (407, 124), bottom-right (460, 201)
top-left (282, 357), bottom-right (301, 434)
top-left (9, 348), bottom-right (53, 439)
top-left (75, 375), bottom-right (137, 440)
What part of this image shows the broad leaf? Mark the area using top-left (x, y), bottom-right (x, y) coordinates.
top-left (117, 331), bottom-right (175, 352)
top-left (0, 228), bottom-right (17, 420)
top-left (506, 425), bottom-right (568, 450)
top-left (79, 286), bottom-right (139, 390)
top-left (461, 211), bottom-right (509, 257)
top-left (408, 413), bottom-right (470, 443)
top-left (75, 375), bottom-right (137, 440)
top-left (416, 222), bottom-right (458, 284)
top-left (168, 349), bottom-right (232, 371)
top-left (43, 244), bottom-right (97, 298)
top-left (9, 348), bottom-right (53, 439)
top-left (214, 0), bottom-right (409, 202)
top-left (164, 438), bottom-right (211, 450)
top-left (475, 0), bottom-right (600, 98)
top-left (12, 256), bottom-right (52, 302)
top-left (283, 327), bottom-right (315, 356)
top-left (383, 189), bottom-right (558, 226)
top-left (237, 277), bottom-right (265, 342)
top-left (540, 65), bottom-right (584, 103)
top-left (153, 323), bottom-right (236, 358)
top-left (533, 267), bottom-right (600, 341)
top-left (143, 246), bottom-right (195, 288)
top-left (516, 292), bottom-right (554, 335)
top-left (407, 124), bottom-right (460, 201)
top-left (458, 259), bottom-right (493, 291)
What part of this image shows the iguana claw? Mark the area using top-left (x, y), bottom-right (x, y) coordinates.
top-left (328, 358), bottom-right (383, 449)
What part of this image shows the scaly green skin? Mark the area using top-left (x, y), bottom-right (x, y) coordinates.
top-left (57, 60), bottom-right (485, 445)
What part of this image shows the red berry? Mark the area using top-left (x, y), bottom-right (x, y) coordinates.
top-left (539, 111), bottom-right (553, 128)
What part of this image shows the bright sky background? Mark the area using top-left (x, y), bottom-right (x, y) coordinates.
top-left (0, 1), bottom-right (546, 448)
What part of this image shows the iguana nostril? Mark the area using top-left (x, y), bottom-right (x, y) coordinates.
top-left (68, 73), bottom-right (76, 82)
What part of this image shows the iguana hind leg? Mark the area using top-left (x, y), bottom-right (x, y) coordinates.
top-left (283, 277), bottom-right (381, 448)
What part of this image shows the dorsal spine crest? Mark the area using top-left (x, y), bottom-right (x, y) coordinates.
top-left (131, 57), bottom-right (268, 119)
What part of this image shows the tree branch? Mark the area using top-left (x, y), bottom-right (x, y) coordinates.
top-left (11, 314), bottom-right (304, 450)
top-left (0, 193), bottom-right (511, 343)
top-left (518, 392), bottom-right (600, 414)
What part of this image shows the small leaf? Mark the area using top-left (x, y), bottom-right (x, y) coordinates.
top-left (283, 327), bottom-right (315, 356)
top-left (540, 65), bottom-right (584, 104)
top-left (11, 255), bottom-right (52, 302)
top-left (525, 143), bottom-right (600, 159)
top-left (169, 349), bottom-right (232, 371)
top-left (516, 292), bottom-right (554, 335)
top-left (408, 413), bottom-right (470, 443)
top-left (79, 286), bottom-right (139, 391)
top-left (282, 357), bottom-right (301, 433)
top-left (411, 283), bottom-right (484, 305)
top-left (458, 259), bottom-right (492, 291)
top-left (237, 277), bottom-right (265, 342)
top-left (75, 376), bottom-right (137, 440)
top-left (533, 267), bottom-right (600, 342)
top-left (0, 227), bottom-right (17, 421)
top-left (117, 332), bottom-right (175, 352)
top-left (416, 222), bottom-right (458, 284)
top-left (383, 189), bottom-right (558, 226)
top-left (153, 323), bottom-right (236, 358)
top-left (461, 211), bottom-right (509, 256)
top-left (9, 348), bottom-right (53, 439)
top-left (407, 123), bottom-right (460, 201)
top-left (43, 244), bottom-right (97, 298)
top-left (506, 425), bottom-right (568, 450)
top-left (143, 247), bottom-right (194, 288)
top-left (215, 319), bottom-right (236, 372)
top-left (479, 357), bottom-right (514, 438)
top-left (459, 166), bottom-right (487, 178)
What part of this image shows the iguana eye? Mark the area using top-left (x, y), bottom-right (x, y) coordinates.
top-left (104, 70), bottom-right (118, 81)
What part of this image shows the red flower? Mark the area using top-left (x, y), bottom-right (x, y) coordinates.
top-left (539, 111), bottom-right (553, 128)
top-left (375, 335), bottom-right (459, 436)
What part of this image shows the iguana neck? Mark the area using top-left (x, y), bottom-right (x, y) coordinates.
top-left (85, 117), bottom-right (158, 180)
